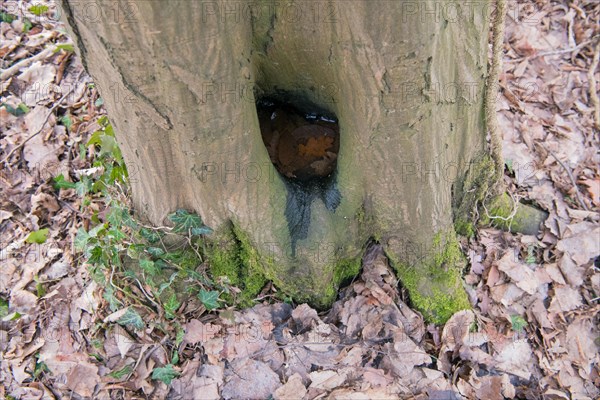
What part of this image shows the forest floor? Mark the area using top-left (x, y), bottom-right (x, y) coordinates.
top-left (1, 1), bottom-right (599, 399)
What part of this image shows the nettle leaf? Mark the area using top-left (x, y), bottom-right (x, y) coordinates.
top-left (168, 209), bottom-right (212, 236)
top-left (26, 228), bottom-right (49, 244)
top-left (198, 289), bottom-right (220, 310)
top-left (117, 308), bottom-right (144, 330)
top-left (151, 364), bottom-right (180, 385)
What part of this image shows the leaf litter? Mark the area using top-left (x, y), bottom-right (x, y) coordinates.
top-left (1, 0), bottom-right (599, 399)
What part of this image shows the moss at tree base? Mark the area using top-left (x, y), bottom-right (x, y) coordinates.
top-left (206, 224), bottom-right (268, 307)
top-left (386, 231), bottom-right (471, 325)
top-left (207, 223), bottom-right (362, 310)
top-left (453, 154), bottom-right (496, 237)
top-left (480, 193), bottom-right (548, 235)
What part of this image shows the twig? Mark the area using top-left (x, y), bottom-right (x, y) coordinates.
top-left (588, 42), bottom-right (600, 131)
top-left (545, 148), bottom-right (589, 211)
top-left (0, 45), bottom-right (57, 81)
top-left (134, 277), bottom-right (161, 309)
top-left (529, 35), bottom-right (600, 59)
top-left (1, 76), bottom-right (80, 165)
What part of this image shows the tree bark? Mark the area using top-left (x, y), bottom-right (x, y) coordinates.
top-left (62, 0), bottom-right (492, 320)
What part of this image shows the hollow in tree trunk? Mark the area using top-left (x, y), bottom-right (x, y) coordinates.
top-left (62, 0), bottom-right (495, 323)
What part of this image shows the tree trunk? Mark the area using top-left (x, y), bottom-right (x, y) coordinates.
top-left (62, 0), bottom-right (492, 322)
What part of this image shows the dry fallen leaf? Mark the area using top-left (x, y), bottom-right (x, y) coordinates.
top-left (494, 341), bottom-right (534, 380)
top-left (273, 373), bottom-right (307, 400)
top-left (221, 359), bottom-right (280, 400)
top-left (548, 285), bottom-right (583, 313)
top-left (184, 319), bottom-right (221, 344)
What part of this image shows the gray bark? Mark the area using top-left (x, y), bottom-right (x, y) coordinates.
top-left (62, 0), bottom-right (490, 308)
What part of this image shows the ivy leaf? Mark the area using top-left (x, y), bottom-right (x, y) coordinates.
top-left (175, 326), bottom-right (185, 346)
top-left (54, 43), bottom-right (74, 53)
top-left (172, 350), bottom-right (180, 365)
top-left (60, 115), bottom-right (73, 130)
top-left (139, 258), bottom-right (156, 274)
top-left (107, 227), bottom-right (126, 241)
top-left (168, 209), bottom-right (212, 236)
top-left (75, 176), bottom-right (92, 196)
top-left (164, 294), bottom-right (180, 319)
top-left (117, 308), bottom-right (144, 330)
top-left (53, 174), bottom-right (77, 189)
top-left (0, 298), bottom-right (9, 319)
top-left (1, 12), bottom-right (16, 23)
top-left (2, 311), bottom-right (22, 322)
top-left (140, 227), bottom-right (163, 243)
top-left (74, 227), bottom-right (91, 251)
top-left (147, 246), bottom-right (165, 257)
top-left (2, 102), bottom-right (29, 116)
top-left (23, 18), bottom-right (33, 33)
top-left (97, 115), bottom-right (109, 126)
top-left (190, 225), bottom-right (213, 236)
top-left (151, 364), bottom-right (180, 385)
top-left (198, 289), bottom-right (220, 310)
top-left (108, 364), bottom-right (133, 379)
top-left (29, 4), bottom-right (49, 15)
top-left (26, 229), bottom-right (49, 244)
top-left (510, 315), bottom-right (527, 332)
top-left (88, 222), bottom-right (107, 238)
top-left (103, 286), bottom-right (122, 311)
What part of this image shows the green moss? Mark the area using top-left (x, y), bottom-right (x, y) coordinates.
top-left (388, 231), bottom-right (470, 324)
top-left (206, 224), bottom-right (268, 307)
top-left (479, 193), bottom-right (548, 235)
top-left (453, 154), bottom-right (496, 233)
top-left (207, 222), bottom-right (363, 310)
top-left (334, 257), bottom-right (361, 287)
top-left (320, 256), bottom-right (362, 306)
top-left (454, 219), bottom-right (475, 238)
